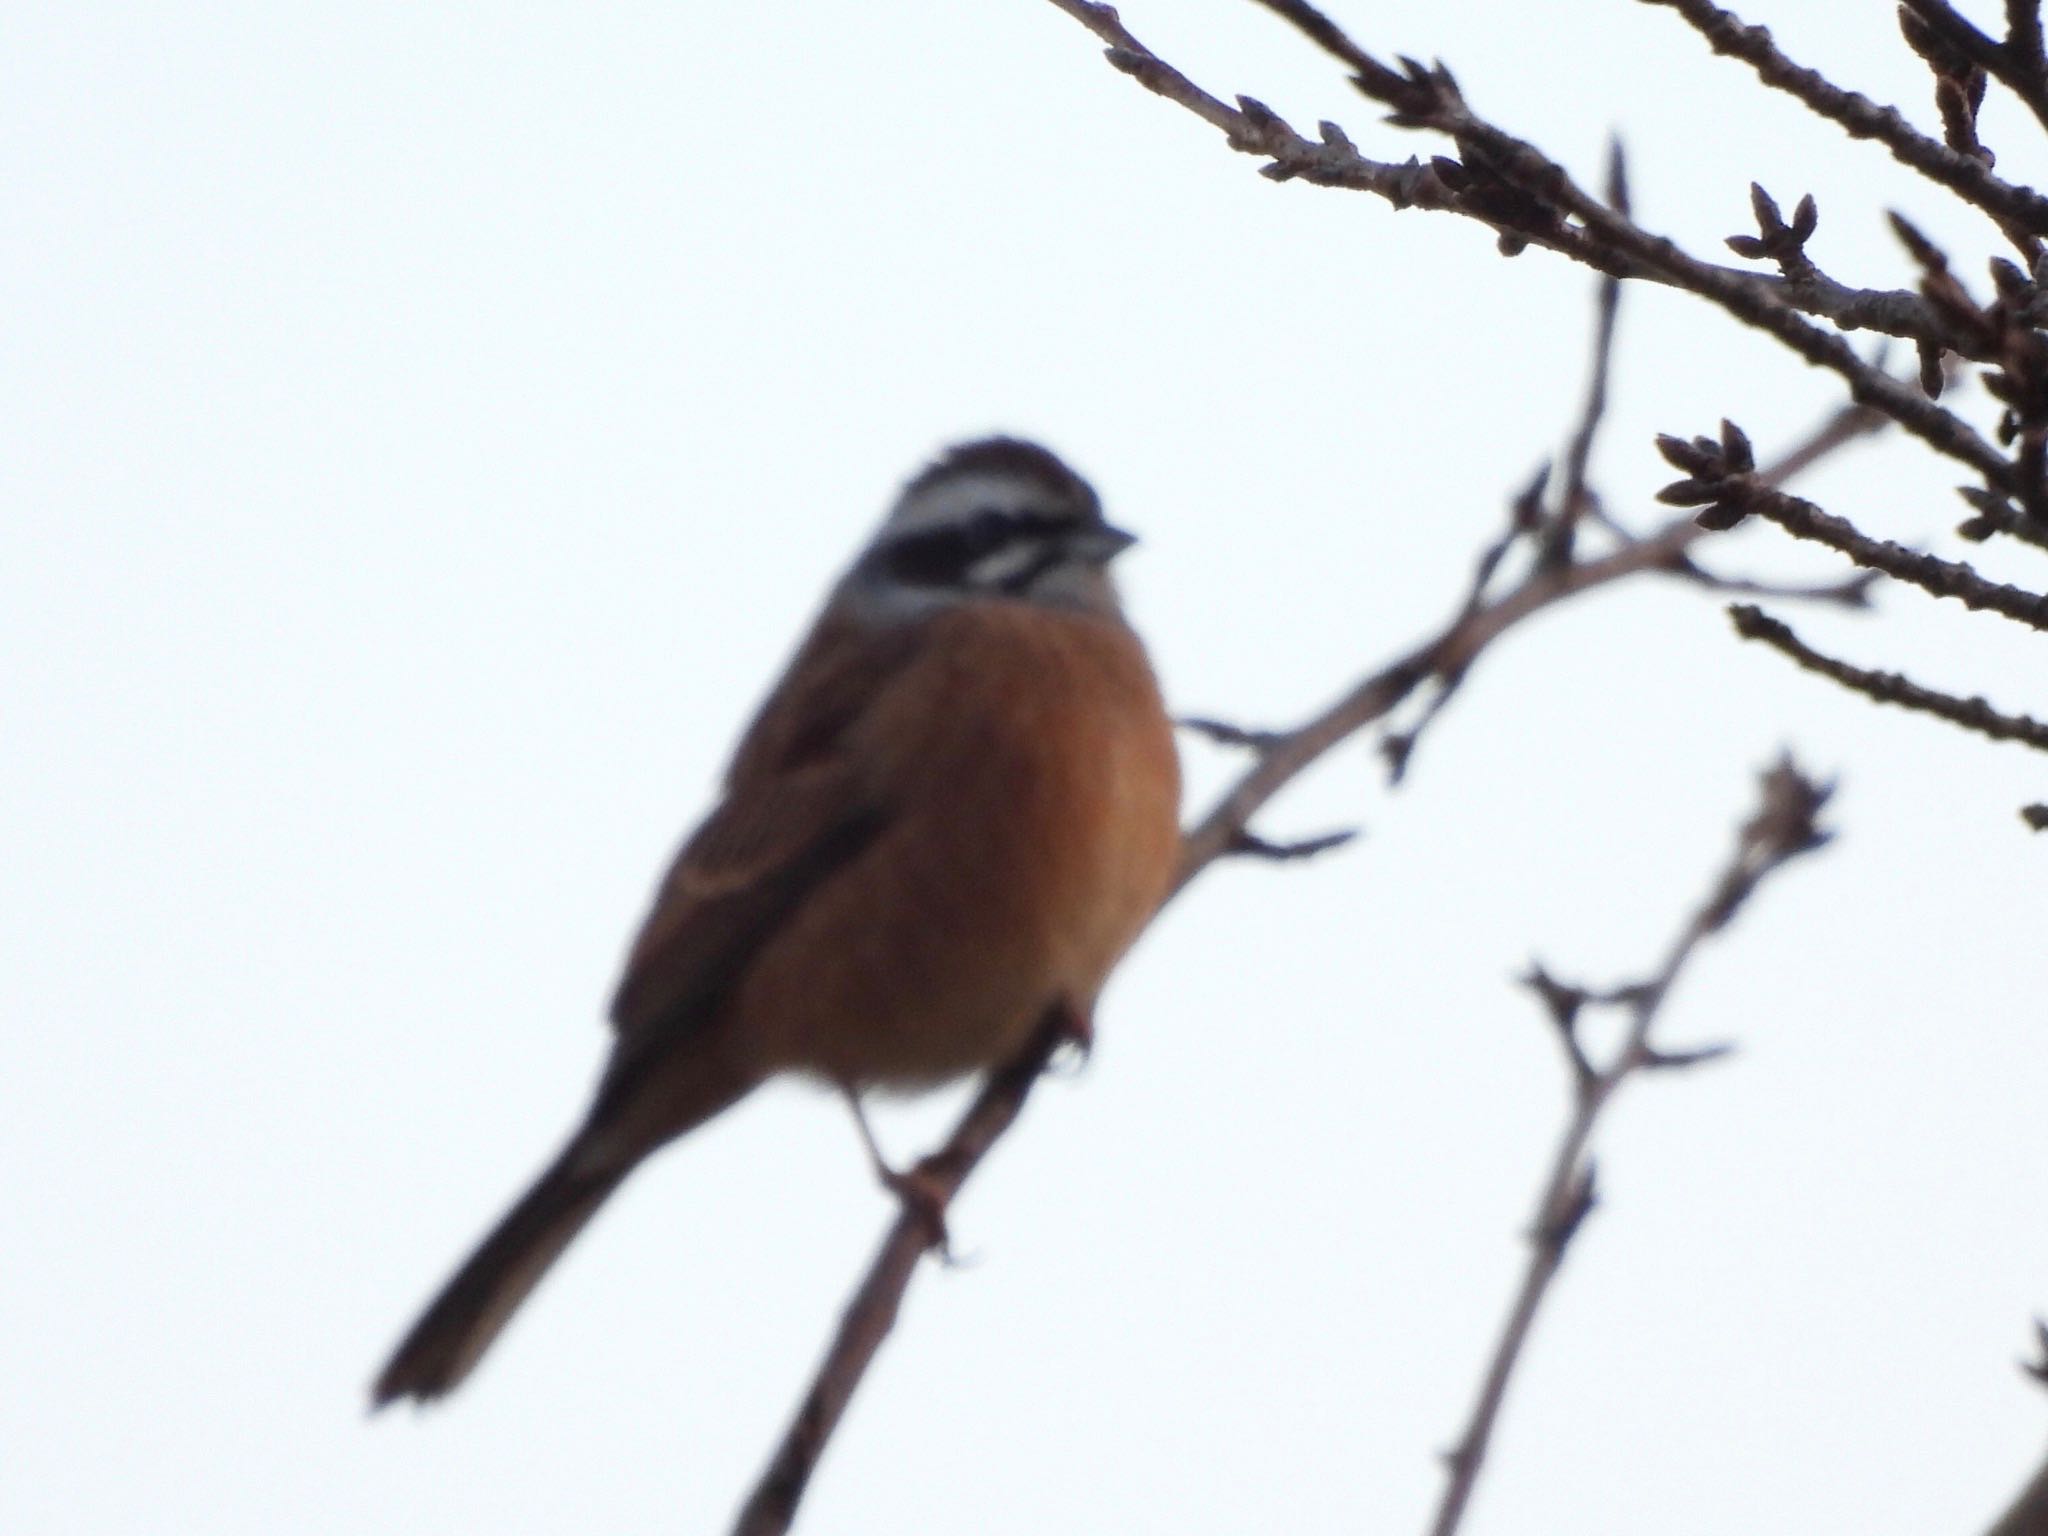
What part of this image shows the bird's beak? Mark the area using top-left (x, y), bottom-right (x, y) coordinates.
top-left (1067, 522), bottom-right (1139, 565)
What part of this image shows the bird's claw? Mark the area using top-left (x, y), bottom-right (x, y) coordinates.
top-left (881, 1162), bottom-right (964, 1263)
top-left (1049, 1000), bottom-right (1095, 1075)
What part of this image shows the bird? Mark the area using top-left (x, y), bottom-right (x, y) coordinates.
top-left (371, 436), bottom-right (1182, 1407)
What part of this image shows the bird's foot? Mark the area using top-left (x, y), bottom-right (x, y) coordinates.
top-left (844, 1089), bottom-right (966, 1261)
top-left (879, 1159), bottom-right (965, 1262)
top-left (1048, 999), bottom-right (1095, 1075)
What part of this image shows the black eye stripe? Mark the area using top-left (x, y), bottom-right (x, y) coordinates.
top-left (968, 508), bottom-right (1068, 544)
top-left (872, 508), bottom-right (1075, 588)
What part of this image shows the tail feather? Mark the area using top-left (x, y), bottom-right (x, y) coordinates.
top-left (372, 1143), bottom-right (626, 1407)
top-left (375, 1033), bottom-right (758, 1407)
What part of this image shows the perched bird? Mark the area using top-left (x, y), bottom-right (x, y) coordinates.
top-left (372, 437), bottom-right (1182, 1406)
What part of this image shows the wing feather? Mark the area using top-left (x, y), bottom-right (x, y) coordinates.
top-left (604, 612), bottom-right (923, 1043)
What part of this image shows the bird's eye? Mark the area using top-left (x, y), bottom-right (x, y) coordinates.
top-left (964, 509), bottom-right (1015, 553)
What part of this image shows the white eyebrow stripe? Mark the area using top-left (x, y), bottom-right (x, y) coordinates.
top-left (884, 471), bottom-right (1068, 537)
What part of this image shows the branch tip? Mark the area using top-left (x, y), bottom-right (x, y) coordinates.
top-left (1225, 827), bottom-right (1362, 862)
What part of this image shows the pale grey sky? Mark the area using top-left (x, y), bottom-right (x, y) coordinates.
top-left (5, 3), bottom-right (2046, 1532)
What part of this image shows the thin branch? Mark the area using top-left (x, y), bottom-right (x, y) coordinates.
top-left (1177, 714), bottom-right (1286, 750)
top-left (1656, 431), bottom-right (2048, 631)
top-left (1755, 395), bottom-right (1889, 482)
top-left (1066, 3), bottom-right (1983, 353)
top-left (1643, 0), bottom-right (2048, 252)
top-left (1429, 757), bottom-right (1832, 1536)
top-left (1461, 464), bottom-right (1552, 623)
top-left (1901, 0), bottom-right (2048, 135)
top-left (1369, 76), bottom-right (2017, 491)
top-left (1544, 143), bottom-right (1628, 568)
top-left (730, 1016), bottom-right (1066, 1536)
top-left (1265, 0), bottom-right (2048, 266)
top-left (1729, 605), bottom-right (2048, 751)
top-left (1659, 554), bottom-right (1878, 608)
top-left (1042, 2), bottom-right (2017, 489)
top-left (1226, 827), bottom-right (1361, 861)
top-left (1381, 395), bottom-right (1894, 781)
top-left (1754, 492), bottom-right (2048, 627)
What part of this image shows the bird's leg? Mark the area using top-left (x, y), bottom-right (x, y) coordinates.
top-left (842, 1089), bottom-right (958, 1260)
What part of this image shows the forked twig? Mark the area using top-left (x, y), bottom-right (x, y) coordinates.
top-left (1429, 758), bottom-right (1833, 1536)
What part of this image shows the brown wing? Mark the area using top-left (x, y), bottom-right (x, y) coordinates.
top-left (604, 610), bottom-right (924, 1044)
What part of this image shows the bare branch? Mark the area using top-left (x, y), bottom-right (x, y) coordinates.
top-left (1176, 714), bottom-right (1286, 750)
top-left (730, 1016), bottom-right (1066, 1536)
top-left (1362, 82), bottom-right (2017, 489)
top-left (1644, 0), bottom-right (2048, 252)
top-left (1753, 396), bottom-right (1890, 483)
top-left (1430, 757), bottom-right (1832, 1536)
top-left (1657, 433), bottom-right (2048, 631)
top-left (1225, 827), bottom-right (1361, 861)
top-left (1042, 2), bottom-right (2017, 486)
top-left (1659, 554), bottom-right (1879, 608)
top-left (1545, 143), bottom-right (1628, 568)
top-left (1729, 605), bottom-right (2048, 751)
top-left (1901, 0), bottom-right (2048, 135)
top-left (1521, 963), bottom-right (1596, 1086)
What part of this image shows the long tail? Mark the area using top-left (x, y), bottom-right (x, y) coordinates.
top-left (373, 1032), bottom-right (758, 1407)
top-left (372, 1138), bottom-right (629, 1407)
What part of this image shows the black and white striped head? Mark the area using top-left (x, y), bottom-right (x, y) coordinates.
top-left (844, 438), bottom-right (1137, 620)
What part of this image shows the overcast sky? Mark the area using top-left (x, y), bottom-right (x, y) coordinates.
top-left (7, 2), bottom-right (2047, 1532)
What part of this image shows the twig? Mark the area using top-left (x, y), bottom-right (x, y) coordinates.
top-left (1901, 0), bottom-right (2048, 135)
top-left (1177, 714), bottom-right (1286, 750)
top-left (1729, 605), bottom-right (2048, 751)
top-left (1659, 554), bottom-right (1877, 608)
top-left (1043, 2), bottom-right (2017, 487)
top-left (1543, 143), bottom-right (1628, 569)
top-left (1754, 396), bottom-right (1888, 483)
top-left (1226, 827), bottom-right (1360, 861)
top-left (1642, 0), bottom-right (2048, 252)
top-left (1058, 2), bottom-right (1994, 359)
top-left (1379, 395), bottom-right (1894, 782)
top-left (1360, 72), bottom-right (2018, 490)
top-left (1656, 430), bottom-right (2048, 631)
top-left (730, 1016), bottom-right (1066, 1536)
top-left (1428, 757), bottom-right (1833, 1536)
